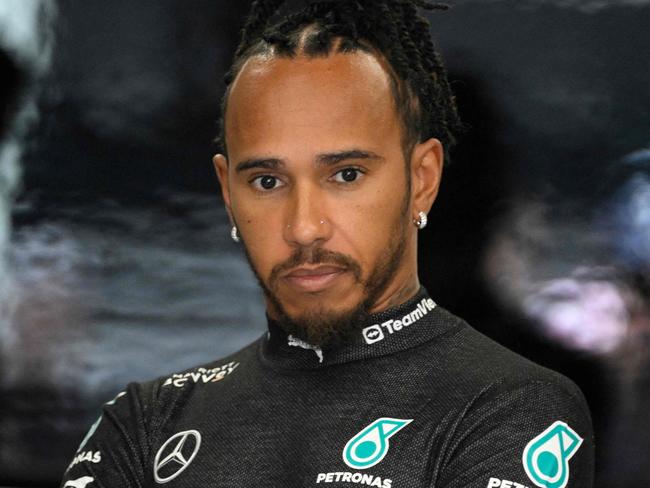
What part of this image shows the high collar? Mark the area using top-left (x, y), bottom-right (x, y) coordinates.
top-left (258, 287), bottom-right (463, 370)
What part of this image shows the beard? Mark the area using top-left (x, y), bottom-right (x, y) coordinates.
top-left (238, 181), bottom-right (412, 348)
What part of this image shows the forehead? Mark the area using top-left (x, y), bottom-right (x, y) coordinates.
top-left (224, 50), bottom-right (401, 161)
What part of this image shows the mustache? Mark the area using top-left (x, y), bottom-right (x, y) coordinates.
top-left (269, 247), bottom-right (362, 286)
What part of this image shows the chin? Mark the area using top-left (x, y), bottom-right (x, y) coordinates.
top-left (271, 291), bottom-right (370, 347)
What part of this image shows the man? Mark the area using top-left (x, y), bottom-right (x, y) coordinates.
top-left (60, 1), bottom-right (594, 487)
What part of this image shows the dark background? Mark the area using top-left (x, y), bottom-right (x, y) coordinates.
top-left (0, 0), bottom-right (649, 486)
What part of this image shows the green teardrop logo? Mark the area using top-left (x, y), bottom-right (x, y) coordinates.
top-left (343, 417), bottom-right (412, 469)
top-left (522, 421), bottom-right (583, 488)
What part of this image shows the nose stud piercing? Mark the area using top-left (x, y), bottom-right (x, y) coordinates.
top-left (231, 225), bottom-right (240, 242)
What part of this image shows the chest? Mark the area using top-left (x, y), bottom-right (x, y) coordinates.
top-left (147, 400), bottom-right (454, 488)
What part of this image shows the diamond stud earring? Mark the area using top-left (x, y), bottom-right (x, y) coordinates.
top-left (414, 211), bottom-right (428, 230)
top-left (230, 225), bottom-right (240, 242)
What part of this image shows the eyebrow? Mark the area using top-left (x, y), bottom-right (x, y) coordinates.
top-left (234, 149), bottom-right (384, 173)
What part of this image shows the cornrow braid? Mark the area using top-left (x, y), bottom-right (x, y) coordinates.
top-left (233, 0), bottom-right (286, 60)
top-left (216, 0), bottom-right (464, 166)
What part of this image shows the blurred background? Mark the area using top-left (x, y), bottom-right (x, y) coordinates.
top-left (0, 0), bottom-right (648, 486)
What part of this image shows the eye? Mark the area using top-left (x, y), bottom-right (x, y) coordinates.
top-left (251, 175), bottom-right (283, 191)
top-left (332, 167), bottom-right (363, 183)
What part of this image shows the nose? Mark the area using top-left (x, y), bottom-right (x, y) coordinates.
top-left (283, 182), bottom-right (332, 248)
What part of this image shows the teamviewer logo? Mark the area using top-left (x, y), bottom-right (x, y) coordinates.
top-left (362, 324), bottom-right (384, 344)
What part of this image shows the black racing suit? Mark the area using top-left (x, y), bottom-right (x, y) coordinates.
top-left (60, 287), bottom-right (594, 488)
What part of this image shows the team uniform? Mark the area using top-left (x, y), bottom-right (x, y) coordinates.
top-left (60, 288), bottom-right (594, 488)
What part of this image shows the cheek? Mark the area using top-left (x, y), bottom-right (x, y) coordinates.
top-left (232, 201), bottom-right (285, 273)
top-left (333, 177), bottom-right (407, 258)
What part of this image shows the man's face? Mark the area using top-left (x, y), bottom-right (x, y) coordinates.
top-left (214, 50), bottom-right (424, 345)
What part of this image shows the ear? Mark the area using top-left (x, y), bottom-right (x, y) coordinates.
top-left (212, 153), bottom-right (235, 224)
top-left (410, 137), bottom-right (444, 217)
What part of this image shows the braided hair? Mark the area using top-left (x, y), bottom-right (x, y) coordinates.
top-left (215, 0), bottom-right (463, 166)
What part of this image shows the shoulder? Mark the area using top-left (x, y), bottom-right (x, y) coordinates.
top-left (133, 336), bottom-right (262, 405)
top-left (417, 306), bottom-right (591, 420)
top-left (156, 339), bottom-right (258, 389)
top-left (95, 336), bottom-right (262, 434)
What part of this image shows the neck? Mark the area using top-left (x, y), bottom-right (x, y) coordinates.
top-left (366, 273), bottom-right (421, 314)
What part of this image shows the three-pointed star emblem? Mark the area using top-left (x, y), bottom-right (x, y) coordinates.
top-left (154, 430), bottom-right (202, 483)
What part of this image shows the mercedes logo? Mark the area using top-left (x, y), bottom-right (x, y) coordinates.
top-left (153, 430), bottom-right (202, 484)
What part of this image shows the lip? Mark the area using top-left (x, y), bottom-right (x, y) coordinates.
top-left (283, 266), bottom-right (346, 292)
top-left (287, 266), bottom-right (343, 277)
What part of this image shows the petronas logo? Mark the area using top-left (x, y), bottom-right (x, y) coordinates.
top-left (522, 421), bottom-right (583, 488)
top-left (343, 418), bottom-right (412, 469)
